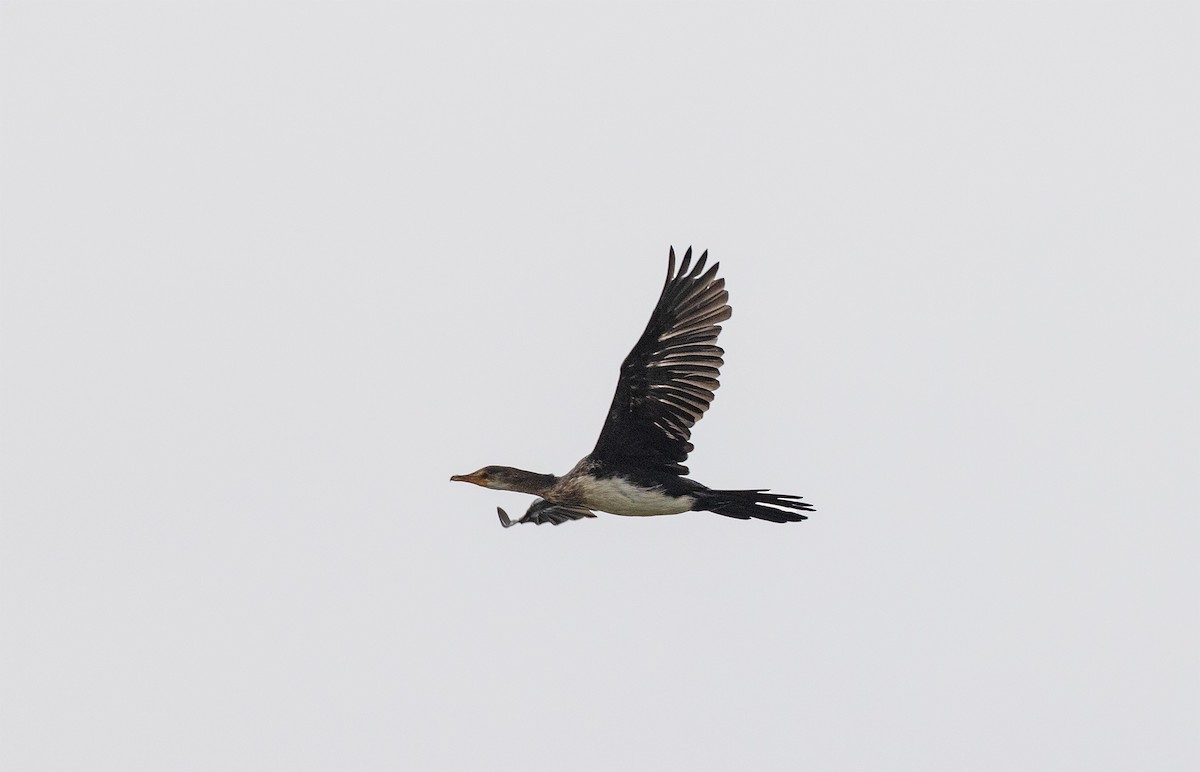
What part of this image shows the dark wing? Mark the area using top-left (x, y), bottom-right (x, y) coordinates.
top-left (497, 500), bottom-right (597, 528)
top-left (590, 247), bottom-right (730, 476)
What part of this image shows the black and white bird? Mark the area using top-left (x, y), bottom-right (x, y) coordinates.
top-left (451, 247), bottom-right (815, 528)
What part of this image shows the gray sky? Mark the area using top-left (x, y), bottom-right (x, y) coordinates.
top-left (2, 2), bottom-right (1197, 770)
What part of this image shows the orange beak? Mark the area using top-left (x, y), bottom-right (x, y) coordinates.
top-left (450, 470), bottom-right (488, 487)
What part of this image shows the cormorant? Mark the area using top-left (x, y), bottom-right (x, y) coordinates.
top-left (451, 247), bottom-right (815, 527)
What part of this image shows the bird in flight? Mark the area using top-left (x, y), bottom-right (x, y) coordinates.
top-left (451, 247), bottom-right (815, 528)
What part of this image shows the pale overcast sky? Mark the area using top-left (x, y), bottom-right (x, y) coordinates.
top-left (2, 2), bottom-right (1197, 771)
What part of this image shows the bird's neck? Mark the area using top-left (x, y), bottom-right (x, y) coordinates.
top-left (497, 469), bottom-right (558, 497)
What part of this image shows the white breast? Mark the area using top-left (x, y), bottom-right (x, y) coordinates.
top-left (574, 476), bottom-right (695, 517)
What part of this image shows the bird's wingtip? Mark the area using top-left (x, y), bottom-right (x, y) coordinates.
top-left (679, 246), bottom-right (693, 276)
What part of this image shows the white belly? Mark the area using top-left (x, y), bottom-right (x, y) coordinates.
top-left (574, 476), bottom-right (695, 517)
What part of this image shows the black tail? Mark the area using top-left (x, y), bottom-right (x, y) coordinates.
top-left (695, 489), bottom-right (815, 523)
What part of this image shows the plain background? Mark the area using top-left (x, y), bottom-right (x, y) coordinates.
top-left (2, 2), bottom-right (1197, 770)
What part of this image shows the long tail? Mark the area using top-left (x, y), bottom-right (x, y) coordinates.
top-left (694, 489), bottom-right (815, 523)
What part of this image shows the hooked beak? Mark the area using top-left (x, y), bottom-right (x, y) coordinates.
top-left (450, 471), bottom-right (487, 487)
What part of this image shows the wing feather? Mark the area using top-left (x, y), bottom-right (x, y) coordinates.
top-left (590, 247), bottom-right (732, 476)
top-left (498, 500), bottom-right (597, 528)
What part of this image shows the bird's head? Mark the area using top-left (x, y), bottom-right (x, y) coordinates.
top-left (450, 466), bottom-right (515, 491)
top-left (450, 466), bottom-right (557, 495)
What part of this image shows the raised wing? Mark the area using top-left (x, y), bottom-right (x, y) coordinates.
top-left (590, 247), bottom-right (730, 476)
top-left (497, 500), bottom-right (597, 528)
